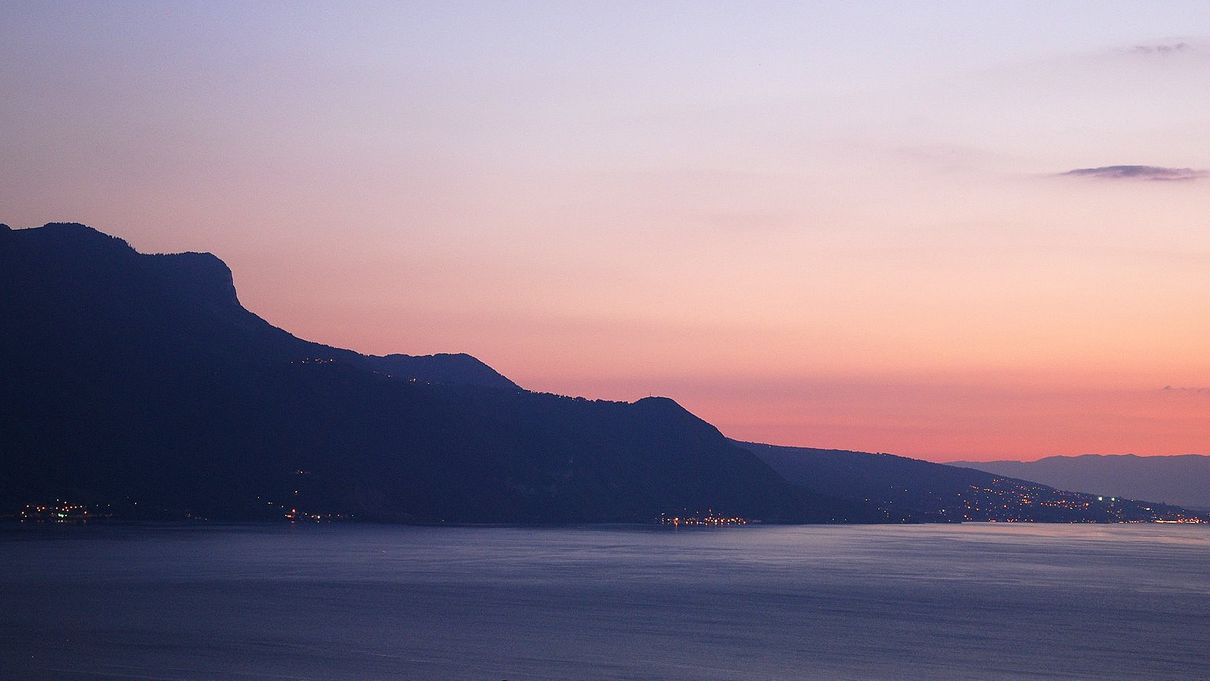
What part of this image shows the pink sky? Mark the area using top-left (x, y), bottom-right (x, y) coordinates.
top-left (3, 2), bottom-right (1209, 460)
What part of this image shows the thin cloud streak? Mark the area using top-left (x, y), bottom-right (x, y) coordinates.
top-left (1162, 385), bottom-right (1210, 395)
top-left (1060, 165), bottom-right (1206, 181)
top-left (1129, 41), bottom-right (1196, 57)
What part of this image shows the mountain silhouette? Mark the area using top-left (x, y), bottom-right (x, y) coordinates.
top-left (952, 454), bottom-right (1210, 512)
top-left (735, 442), bottom-right (1199, 522)
top-left (1, 223), bottom-right (1201, 524)
top-left (0, 223), bottom-right (860, 523)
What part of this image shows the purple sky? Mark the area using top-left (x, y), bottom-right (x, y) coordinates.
top-left (3, 1), bottom-right (1209, 459)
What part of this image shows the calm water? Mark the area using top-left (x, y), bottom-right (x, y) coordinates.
top-left (1, 523), bottom-right (1208, 681)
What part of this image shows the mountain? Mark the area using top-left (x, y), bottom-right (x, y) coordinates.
top-left (0, 222), bottom-right (516, 390)
top-left (735, 442), bottom-right (1201, 523)
top-left (951, 455), bottom-right (1210, 512)
top-left (0, 223), bottom-right (858, 523)
top-left (362, 353), bottom-right (518, 390)
top-left (2, 222), bottom-right (1204, 526)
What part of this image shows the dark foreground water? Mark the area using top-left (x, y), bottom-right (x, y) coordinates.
top-left (1, 523), bottom-right (1208, 681)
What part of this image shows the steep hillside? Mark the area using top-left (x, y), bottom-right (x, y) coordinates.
top-left (0, 223), bottom-right (848, 523)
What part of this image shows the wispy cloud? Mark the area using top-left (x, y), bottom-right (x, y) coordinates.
top-left (1060, 165), bottom-right (1206, 181)
top-left (1129, 41), bottom-right (1196, 57)
top-left (1162, 385), bottom-right (1210, 395)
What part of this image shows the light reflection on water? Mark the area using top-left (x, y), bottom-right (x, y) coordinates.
top-left (2, 523), bottom-right (1208, 680)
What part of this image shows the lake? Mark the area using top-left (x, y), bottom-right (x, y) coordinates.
top-left (2, 523), bottom-right (1208, 680)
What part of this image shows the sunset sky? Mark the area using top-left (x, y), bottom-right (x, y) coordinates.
top-left (3, 1), bottom-right (1208, 460)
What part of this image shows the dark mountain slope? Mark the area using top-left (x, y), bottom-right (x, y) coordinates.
top-left (0, 223), bottom-right (851, 523)
top-left (735, 441), bottom-right (1200, 523)
top-left (0, 222), bottom-right (516, 389)
top-left (952, 455), bottom-right (1210, 511)
top-left (363, 353), bottom-right (518, 390)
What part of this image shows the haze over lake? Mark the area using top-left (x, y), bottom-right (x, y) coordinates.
top-left (4, 524), bottom-right (1208, 680)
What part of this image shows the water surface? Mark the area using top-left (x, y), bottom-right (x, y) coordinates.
top-left (2, 523), bottom-right (1207, 680)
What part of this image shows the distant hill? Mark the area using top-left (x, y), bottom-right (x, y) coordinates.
top-left (951, 455), bottom-right (1210, 511)
top-left (0, 223), bottom-right (850, 523)
top-left (735, 442), bottom-right (1199, 523)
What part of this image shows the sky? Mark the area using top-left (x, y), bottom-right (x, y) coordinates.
top-left (3, 1), bottom-right (1209, 460)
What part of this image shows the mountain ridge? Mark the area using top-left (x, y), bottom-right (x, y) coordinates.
top-left (2, 222), bottom-right (1204, 525)
top-left (951, 454), bottom-right (1210, 511)
top-left (733, 441), bottom-right (1197, 523)
top-left (0, 222), bottom-right (847, 523)
top-left (3, 222), bottom-right (519, 390)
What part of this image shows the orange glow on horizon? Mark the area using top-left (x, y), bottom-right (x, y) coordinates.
top-left (4, 3), bottom-right (1209, 461)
